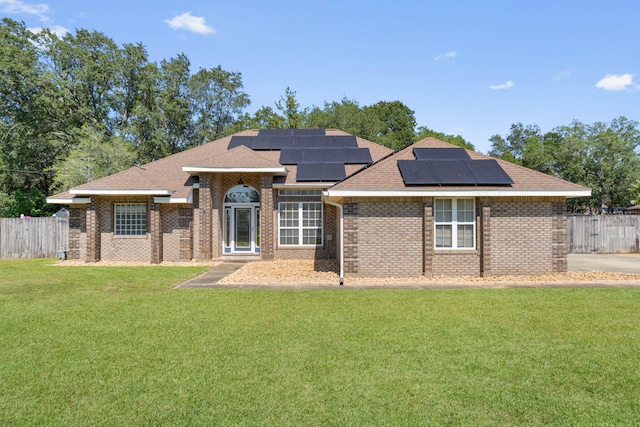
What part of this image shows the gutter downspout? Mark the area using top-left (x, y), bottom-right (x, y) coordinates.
top-left (323, 198), bottom-right (344, 286)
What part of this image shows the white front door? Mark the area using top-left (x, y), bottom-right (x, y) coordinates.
top-left (224, 205), bottom-right (260, 253)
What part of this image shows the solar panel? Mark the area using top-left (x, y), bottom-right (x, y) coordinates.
top-left (397, 160), bottom-right (442, 185)
top-left (347, 148), bottom-right (372, 164)
top-left (279, 148), bottom-right (372, 165)
top-left (230, 134), bottom-right (358, 150)
top-left (258, 129), bottom-right (325, 136)
top-left (413, 148), bottom-right (471, 160)
top-left (398, 160), bottom-right (514, 185)
top-left (296, 163), bottom-right (346, 181)
top-left (432, 160), bottom-right (477, 184)
top-left (465, 159), bottom-right (514, 185)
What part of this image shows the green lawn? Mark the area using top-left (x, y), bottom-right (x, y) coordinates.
top-left (1, 259), bottom-right (639, 425)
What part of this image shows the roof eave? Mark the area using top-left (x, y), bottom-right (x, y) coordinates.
top-left (69, 189), bottom-right (173, 196)
top-left (182, 166), bottom-right (287, 175)
top-left (324, 189), bottom-right (592, 198)
top-left (46, 197), bottom-right (92, 204)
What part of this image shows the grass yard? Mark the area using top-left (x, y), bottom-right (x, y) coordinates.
top-left (1, 259), bottom-right (640, 425)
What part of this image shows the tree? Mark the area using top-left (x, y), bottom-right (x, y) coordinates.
top-left (630, 180), bottom-right (640, 206)
top-left (190, 65), bottom-right (250, 144)
top-left (488, 123), bottom-right (554, 173)
top-left (416, 126), bottom-right (475, 150)
top-left (365, 101), bottom-right (417, 150)
top-left (306, 98), bottom-right (379, 141)
top-left (492, 118), bottom-right (640, 213)
top-left (52, 126), bottom-right (136, 190)
top-left (275, 87), bottom-right (306, 128)
top-left (157, 54), bottom-right (194, 155)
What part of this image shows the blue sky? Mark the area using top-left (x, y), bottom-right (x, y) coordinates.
top-left (2, 0), bottom-right (639, 153)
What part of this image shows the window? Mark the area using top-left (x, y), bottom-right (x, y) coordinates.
top-left (114, 203), bottom-right (147, 236)
top-left (279, 202), bottom-right (323, 246)
top-left (278, 189), bottom-right (322, 196)
top-left (434, 199), bottom-right (475, 249)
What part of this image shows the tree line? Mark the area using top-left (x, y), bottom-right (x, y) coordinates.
top-left (1, 18), bottom-right (638, 216)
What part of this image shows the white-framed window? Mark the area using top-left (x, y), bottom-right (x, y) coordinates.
top-left (114, 203), bottom-right (147, 236)
top-left (434, 198), bottom-right (475, 249)
top-left (278, 189), bottom-right (323, 196)
top-left (279, 202), bottom-right (323, 246)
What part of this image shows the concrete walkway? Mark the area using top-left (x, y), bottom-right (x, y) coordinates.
top-left (176, 262), bottom-right (246, 288)
top-left (568, 253), bottom-right (640, 274)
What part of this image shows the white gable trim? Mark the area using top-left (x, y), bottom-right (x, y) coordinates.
top-left (324, 189), bottom-right (592, 198)
top-left (70, 189), bottom-right (173, 196)
top-left (182, 166), bottom-right (287, 175)
top-left (46, 197), bottom-right (91, 204)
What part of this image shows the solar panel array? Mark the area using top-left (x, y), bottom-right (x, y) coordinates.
top-left (229, 135), bottom-right (358, 150)
top-left (257, 129), bottom-right (325, 137)
top-left (398, 148), bottom-right (514, 186)
top-left (227, 130), bottom-right (372, 182)
top-left (296, 163), bottom-right (347, 181)
top-left (279, 148), bottom-right (372, 165)
top-left (413, 147), bottom-right (471, 160)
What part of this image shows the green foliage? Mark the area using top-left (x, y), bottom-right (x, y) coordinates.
top-left (52, 126), bottom-right (136, 190)
top-left (275, 87), bottom-right (306, 128)
top-left (490, 118), bottom-right (640, 212)
top-left (2, 259), bottom-right (640, 424)
top-left (366, 100), bottom-right (417, 150)
top-left (2, 188), bottom-right (53, 217)
top-left (630, 180), bottom-right (640, 206)
top-left (417, 126), bottom-right (475, 150)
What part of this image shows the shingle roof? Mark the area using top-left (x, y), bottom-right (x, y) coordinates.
top-left (48, 129), bottom-right (393, 202)
top-left (327, 138), bottom-right (591, 196)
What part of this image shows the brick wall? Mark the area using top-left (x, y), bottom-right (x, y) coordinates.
top-left (68, 206), bottom-right (86, 261)
top-left (161, 205), bottom-right (193, 262)
top-left (344, 199), bottom-right (423, 277)
top-left (432, 252), bottom-right (481, 276)
top-left (489, 198), bottom-right (555, 275)
top-left (96, 196), bottom-right (152, 262)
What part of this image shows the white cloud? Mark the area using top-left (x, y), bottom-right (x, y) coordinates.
top-left (489, 80), bottom-right (514, 90)
top-left (554, 70), bottom-right (572, 81)
top-left (28, 25), bottom-right (69, 37)
top-left (435, 51), bottom-right (457, 61)
top-left (165, 12), bottom-right (214, 35)
top-left (0, 0), bottom-right (50, 21)
top-left (595, 73), bottom-right (635, 91)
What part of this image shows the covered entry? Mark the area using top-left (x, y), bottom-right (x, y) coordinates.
top-left (223, 185), bottom-right (260, 254)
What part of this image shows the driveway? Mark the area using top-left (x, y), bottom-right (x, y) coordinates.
top-left (569, 253), bottom-right (640, 274)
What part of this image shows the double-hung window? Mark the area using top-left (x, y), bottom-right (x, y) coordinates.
top-left (279, 202), bottom-right (323, 246)
top-left (114, 203), bottom-right (147, 236)
top-left (434, 199), bottom-right (475, 249)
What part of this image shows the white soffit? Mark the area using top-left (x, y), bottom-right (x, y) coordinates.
top-left (182, 166), bottom-right (287, 175)
top-left (69, 189), bottom-right (173, 196)
top-left (324, 189), bottom-right (592, 198)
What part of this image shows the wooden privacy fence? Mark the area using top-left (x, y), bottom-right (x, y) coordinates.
top-left (568, 215), bottom-right (640, 254)
top-left (0, 217), bottom-right (69, 259)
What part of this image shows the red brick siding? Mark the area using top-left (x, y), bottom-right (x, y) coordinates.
top-left (489, 198), bottom-right (555, 275)
top-left (161, 205), bottom-right (193, 262)
top-left (68, 206), bottom-right (86, 261)
top-left (432, 251), bottom-right (481, 276)
top-left (346, 200), bottom-right (423, 277)
top-left (96, 196), bottom-right (153, 262)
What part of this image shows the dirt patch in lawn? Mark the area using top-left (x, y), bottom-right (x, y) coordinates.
top-left (217, 259), bottom-right (640, 286)
top-left (55, 260), bottom-right (221, 267)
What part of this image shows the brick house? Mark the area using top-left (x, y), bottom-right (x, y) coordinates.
top-left (47, 129), bottom-right (590, 280)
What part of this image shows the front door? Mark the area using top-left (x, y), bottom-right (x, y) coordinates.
top-left (224, 205), bottom-right (260, 254)
top-left (234, 207), bottom-right (251, 251)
